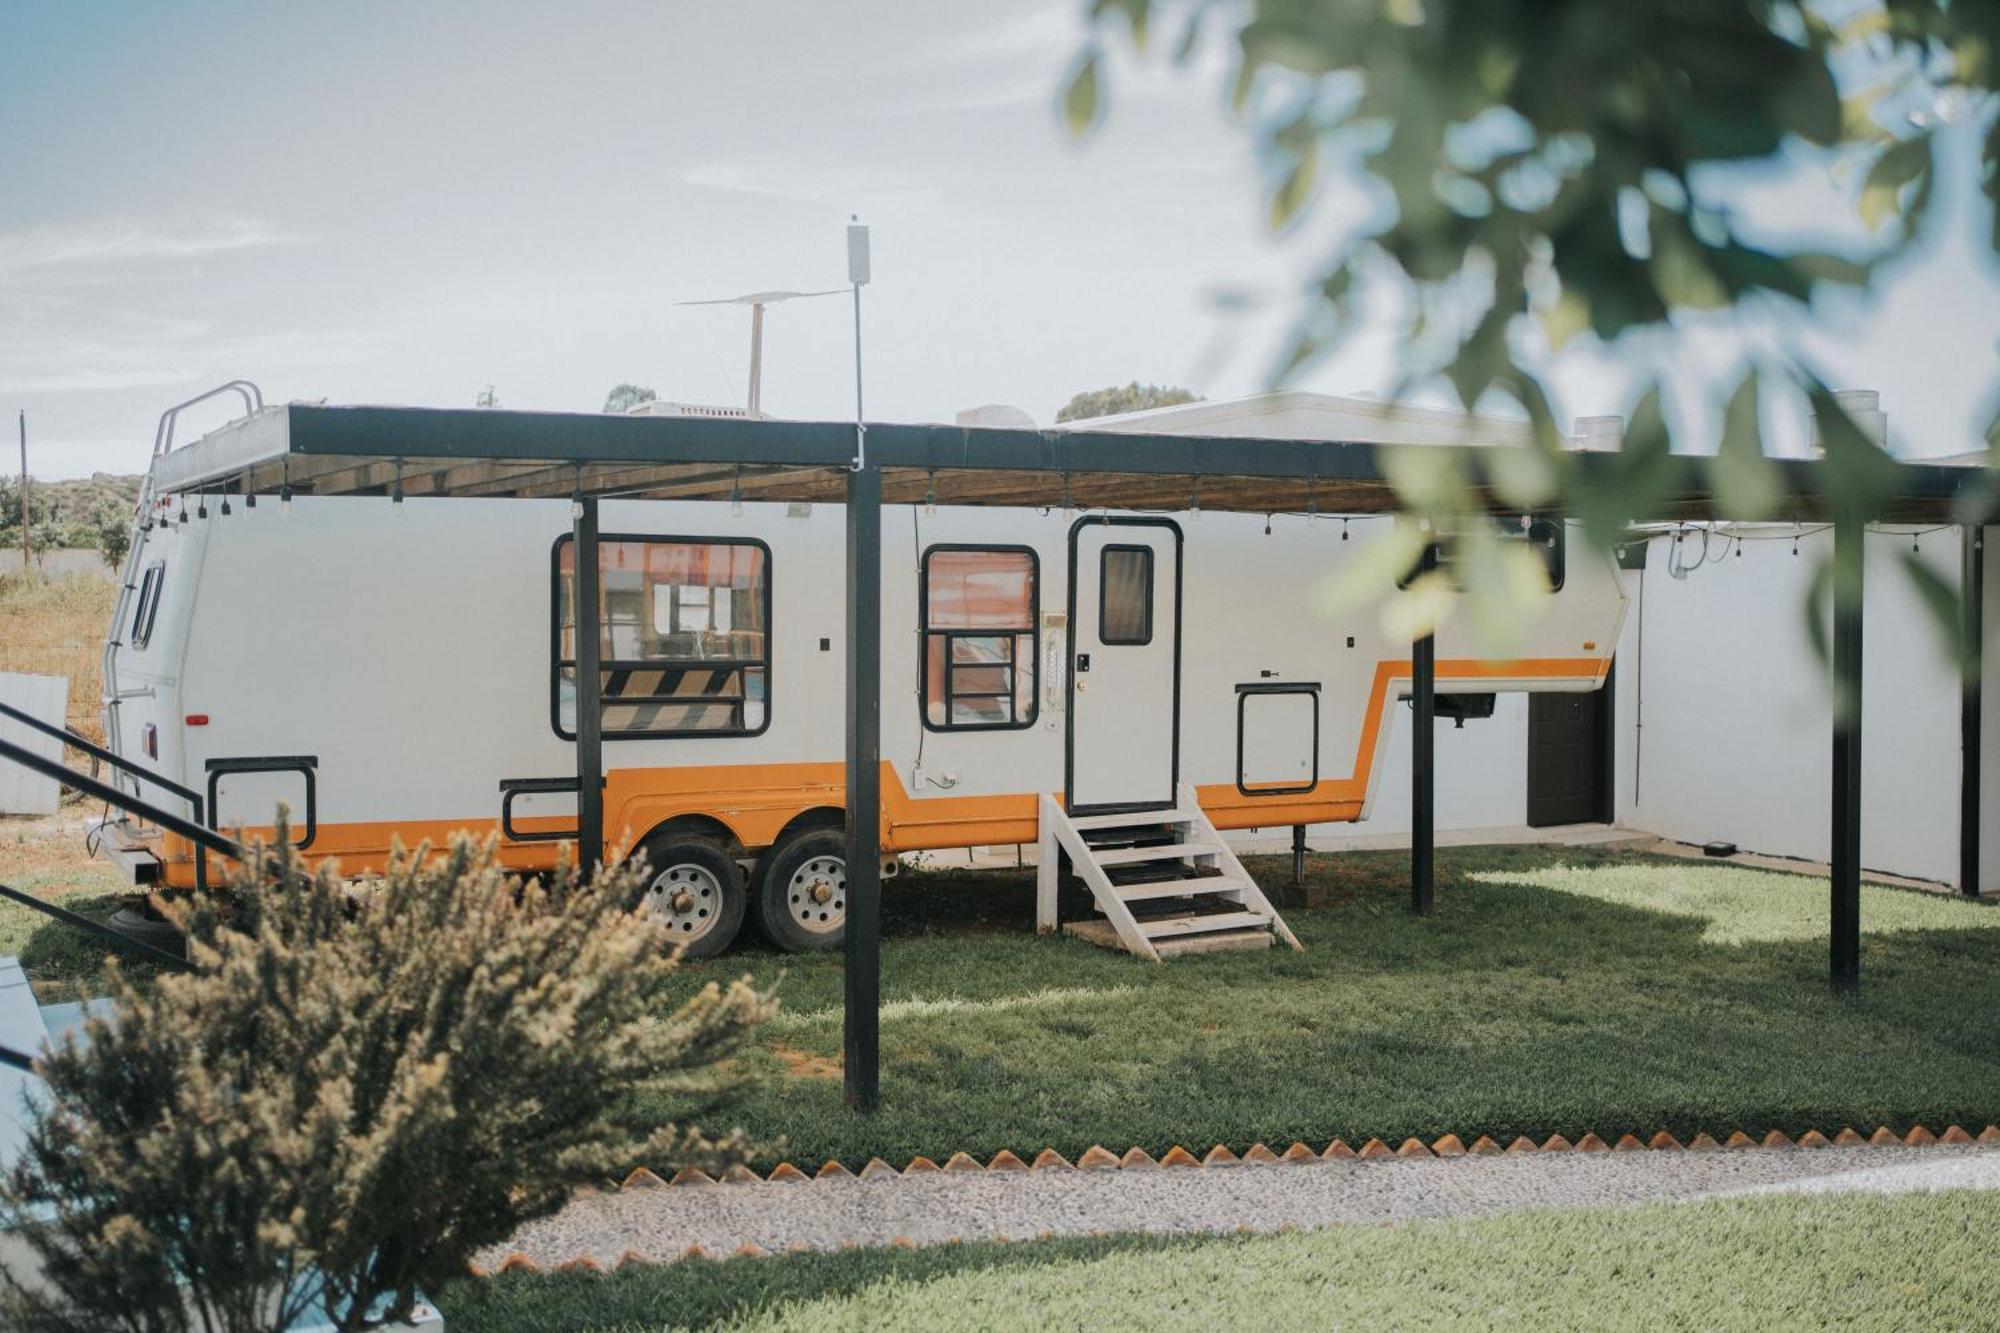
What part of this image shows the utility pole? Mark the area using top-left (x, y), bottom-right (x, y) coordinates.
top-left (16, 411), bottom-right (27, 572)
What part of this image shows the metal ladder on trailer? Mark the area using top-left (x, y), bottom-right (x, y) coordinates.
top-left (1036, 784), bottom-right (1302, 961)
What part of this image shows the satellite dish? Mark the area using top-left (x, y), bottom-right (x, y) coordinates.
top-left (676, 288), bottom-right (843, 416)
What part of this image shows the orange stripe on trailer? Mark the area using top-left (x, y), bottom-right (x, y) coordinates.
top-left (152, 655), bottom-right (1607, 886)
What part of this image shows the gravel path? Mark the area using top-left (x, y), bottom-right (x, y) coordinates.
top-left (480, 1145), bottom-right (2000, 1269)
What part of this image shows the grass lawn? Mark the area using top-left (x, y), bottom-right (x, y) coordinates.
top-left (623, 843), bottom-right (2000, 1168)
top-left (0, 813), bottom-right (161, 1003)
top-left (436, 1189), bottom-right (2000, 1331)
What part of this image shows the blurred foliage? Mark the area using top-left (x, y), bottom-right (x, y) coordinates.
top-left (1055, 381), bottom-right (1203, 421)
top-left (1070, 0), bottom-right (1999, 662)
top-left (603, 382), bottom-right (659, 414)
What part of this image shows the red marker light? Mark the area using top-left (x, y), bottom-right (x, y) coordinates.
top-left (185, 714), bottom-right (210, 727)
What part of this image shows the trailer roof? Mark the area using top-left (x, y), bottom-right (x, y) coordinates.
top-left (150, 402), bottom-right (1981, 522)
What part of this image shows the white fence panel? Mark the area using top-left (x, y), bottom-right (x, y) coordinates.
top-left (0, 674), bottom-right (69, 816)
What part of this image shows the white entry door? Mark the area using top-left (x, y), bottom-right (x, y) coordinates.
top-left (1067, 519), bottom-right (1181, 812)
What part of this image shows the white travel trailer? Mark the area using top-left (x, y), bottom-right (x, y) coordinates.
top-left (95, 395), bottom-right (1626, 959)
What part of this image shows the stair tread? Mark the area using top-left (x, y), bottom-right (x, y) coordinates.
top-left (1115, 877), bottom-right (1244, 902)
top-left (1090, 841), bottom-right (1218, 866)
top-left (1153, 928), bottom-right (1274, 957)
top-left (1066, 808), bottom-right (1200, 831)
top-left (1138, 910), bottom-right (1272, 938)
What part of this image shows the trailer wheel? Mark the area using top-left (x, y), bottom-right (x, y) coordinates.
top-left (632, 836), bottom-right (745, 959)
top-left (754, 828), bottom-right (847, 953)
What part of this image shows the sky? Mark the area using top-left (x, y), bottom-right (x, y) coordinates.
top-left (2, 0), bottom-right (1997, 480)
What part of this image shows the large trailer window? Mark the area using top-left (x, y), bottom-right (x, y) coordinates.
top-left (921, 546), bottom-right (1037, 731)
top-left (553, 535), bottom-right (770, 739)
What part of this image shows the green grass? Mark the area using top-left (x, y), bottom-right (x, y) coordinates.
top-left (437, 1190), bottom-right (2000, 1331)
top-left (0, 815), bottom-right (157, 1003)
top-left (626, 844), bottom-right (2000, 1167)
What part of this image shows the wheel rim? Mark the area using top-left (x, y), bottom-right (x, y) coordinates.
top-left (786, 855), bottom-right (847, 935)
top-left (640, 862), bottom-right (724, 942)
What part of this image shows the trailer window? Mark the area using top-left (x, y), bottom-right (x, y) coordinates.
top-left (130, 561), bottom-right (166, 650)
top-left (922, 546), bottom-right (1037, 731)
top-left (553, 536), bottom-right (770, 738)
top-left (1098, 545), bottom-right (1153, 646)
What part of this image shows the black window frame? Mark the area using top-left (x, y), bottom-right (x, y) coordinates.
top-left (549, 532), bottom-right (773, 742)
top-left (1097, 544), bottom-right (1154, 646)
top-left (918, 543), bottom-right (1040, 733)
top-left (130, 561), bottom-right (166, 650)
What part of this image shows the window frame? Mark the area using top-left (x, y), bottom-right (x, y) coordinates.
top-left (548, 532), bottom-right (773, 742)
top-left (130, 561), bottom-right (166, 650)
top-left (918, 543), bottom-right (1040, 734)
top-left (1097, 543), bottom-right (1154, 646)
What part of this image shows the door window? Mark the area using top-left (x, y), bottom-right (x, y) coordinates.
top-left (1098, 545), bottom-right (1153, 645)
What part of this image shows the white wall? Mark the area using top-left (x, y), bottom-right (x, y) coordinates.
top-left (0, 673), bottom-right (68, 816)
top-left (1619, 526), bottom-right (1980, 887)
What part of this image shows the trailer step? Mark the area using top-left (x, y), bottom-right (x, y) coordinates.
top-left (1115, 876), bottom-right (1245, 903)
top-left (1036, 784), bottom-right (1302, 962)
top-left (1088, 841), bottom-right (1215, 867)
top-left (1137, 910), bottom-right (1270, 939)
top-left (1065, 808), bottom-right (1199, 831)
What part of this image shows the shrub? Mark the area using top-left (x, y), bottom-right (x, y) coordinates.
top-left (0, 827), bottom-right (776, 1332)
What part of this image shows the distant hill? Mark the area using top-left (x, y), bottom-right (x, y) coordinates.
top-left (1, 473), bottom-right (145, 553)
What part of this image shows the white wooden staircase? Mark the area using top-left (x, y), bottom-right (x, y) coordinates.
top-left (1036, 784), bottom-right (1303, 961)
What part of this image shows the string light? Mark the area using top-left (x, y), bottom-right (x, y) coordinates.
top-left (196, 493), bottom-right (207, 520)
top-left (1263, 513), bottom-right (1273, 536)
top-left (177, 497), bottom-right (187, 525)
top-left (391, 458), bottom-right (405, 510)
top-left (281, 458), bottom-right (293, 514)
top-left (1341, 516), bottom-right (1349, 542)
top-left (220, 493), bottom-right (231, 517)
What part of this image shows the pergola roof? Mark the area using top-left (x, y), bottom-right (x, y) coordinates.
top-left (153, 402), bottom-right (1980, 522)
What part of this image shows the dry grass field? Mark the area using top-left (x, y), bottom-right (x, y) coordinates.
top-left (0, 572), bottom-right (119, 740)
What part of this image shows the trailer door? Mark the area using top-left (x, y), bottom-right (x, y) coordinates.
top-left (1066, 518), bottom-right (1181, 813)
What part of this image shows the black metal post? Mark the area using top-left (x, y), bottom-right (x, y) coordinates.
top-left (573, 496), bottom-right (604, 878)
top-left (843, 462), bottom-right (883, 1111)
top-left (1963, 525), bottom-right (1984, 898)
top-left (1412, 540), bottom-right (1437, 916)
top-left (1830, 517), bottom-right (1863, 994)
top-left (1291, 823), bottom-right (1307, 893)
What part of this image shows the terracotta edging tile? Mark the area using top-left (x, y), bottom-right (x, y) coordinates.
top-left (766, 1162), bottom-right (810, 1184)
top-left (1941, 1125), bottom-right (1975, 1145)
top-left (904, 1156), bottom-right (942, 1175)
top-left (1796, 1130), bottom-right (1833, 1149)
top-left (1540, 1134), bottom-right (1573, 1153)
top-left (1321, 1140), bottom-right (1357, 1161)
top-left (815, 1161), bottom-right (854, 1180)
top-left (1574, 1133), bottom-right (1609, 1153)
top-left (720, 1165), bottom-right (760, 1185)
top-left (1160, 1145), bottom-right (1201, 1168)
top-left (988, 1150), bottom-right (1029, 1172)
top-left (660, 1168), bottom-right (707, 1188)
top-left (1868, 1127), bottom-right (1902, 1147)
top-left (1119, 1147), bottom-right (1159, 1170)
top-left (1243, 1143), bottom-right (1281, 1164)
top-left (1504, 1136), bottom-right (1538, 1155)
top-left (1203, 1145), bottom-right (1241, 1167)
top-left (858, 1158), bottom-right (899, 1180)
top-left (943, 1152), bottom-right (984, 1173)
top-left (1359, 1138), bottom-right (1396, 1160)
top-left (1647, 1132), bottom-right (1684, 1151)
top-left (1761, 1130), bottom-right (1794, 1150)
top-left (623, 1167), bottom-right (669, 1189)
top-left (1904, 1125), bottom-right (1938, 1147)
top-left (1833, 1128), bottom-right (1866, 1147)
top-left (1076, 1145), bottom-right (1120, 1170)
top-left (1281, 1142), bottom-right (1318, 1164)
top-left (1613, 1134), bottom-right (1646, 1152)
top-left (1396, 1138), bottom-right (1434, 1159)
top-left (1722, 1132), bottom-right (1756, 1150)
top-left (1431, 1134), bottom-right (1466, 1157)
top-left (1687, 1133), bottom-right (1722, 1151)
top-left (1032, 1149), bottom-right (1074, 1170)
top-left (1467, 1136), bottom-right (1503, 1155)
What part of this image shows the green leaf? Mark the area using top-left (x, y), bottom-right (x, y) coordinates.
top-left (1860, 137), bottom-right (1930, 231)
top-left (1062, 51), bottom-right (1102, 137)
top-left (1270, 139), bottom-right (1319, 231)
top-left (1900, 548), bottom-right (1974, 683)
top-left (1709, 371), bottom-right (1782, 521)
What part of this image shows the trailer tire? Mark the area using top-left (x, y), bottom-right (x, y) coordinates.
top-left (754, 828), bottom-right (848, 953)
top-left (631, 836), bottom-right (745, 960)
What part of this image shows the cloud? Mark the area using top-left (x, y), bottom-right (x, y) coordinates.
top-left (0, 218), bottom-right (312, 282)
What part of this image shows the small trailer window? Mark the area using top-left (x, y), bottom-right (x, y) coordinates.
top-left (921, 546), bottom-right (1037, 730)
top-left (1098, 545), bottom-right (1153, 645)
top-left (130, 561), bottom-right (166, 650)
top-left (553, 535), bottom-right (770, 739)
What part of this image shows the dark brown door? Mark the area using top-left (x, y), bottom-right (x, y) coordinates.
top-left (1527, 664), bottom-right (1614, 827)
